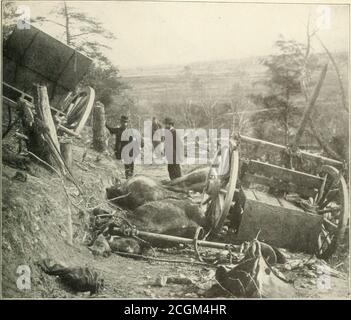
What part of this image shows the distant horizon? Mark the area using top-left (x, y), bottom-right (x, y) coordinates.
top-left (118, 50), bottom-right (348, 77)
top-left (20, 1), bottom-right (349, 70)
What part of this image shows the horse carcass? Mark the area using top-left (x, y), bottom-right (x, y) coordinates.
top-left (106, 175), bottom-right (187, 210)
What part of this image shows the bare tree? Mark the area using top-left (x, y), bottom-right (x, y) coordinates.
top-left (298, 18), bottom-right (345, 160)
top-left (34, 1), bottom-right (115, 65)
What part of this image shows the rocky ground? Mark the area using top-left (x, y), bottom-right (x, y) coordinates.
top-left (1, 138), bottom-right (350, 299)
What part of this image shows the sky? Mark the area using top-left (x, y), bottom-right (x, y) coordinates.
top-left (12, 1), bottom-right (350, 70)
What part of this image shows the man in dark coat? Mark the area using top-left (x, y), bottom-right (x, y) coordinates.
top-left (106, 115), bottom-right (135, 179)
top-left (164, 117), bottom-right (183, 180)
top-left (151, 116), bottom-right (162, 150)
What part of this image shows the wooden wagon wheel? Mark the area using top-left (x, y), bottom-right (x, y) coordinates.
top-left (63, 86), bottom-right (95, 134)
top-left (315, 165), bottom-right (349, 259)
top-left (201, 141), bottom-right (240, 235)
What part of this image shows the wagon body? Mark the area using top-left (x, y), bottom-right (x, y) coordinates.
top-left (2, 25), bottom-right (95, 137)
top-left (3, 24), bottom-right (92, 107)
top-left (205, 134), bottom-right (349, 259)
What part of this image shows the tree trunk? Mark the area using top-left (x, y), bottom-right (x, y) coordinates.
top-left (293, 64), bottom-right (328, 146)
top-left (63, 2), bottom-right (71, 45)
top-left (93, 102), bottom-right (108, 152)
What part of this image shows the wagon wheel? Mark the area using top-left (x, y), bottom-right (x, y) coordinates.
top-left (63, 86), bottom-right (95, 134)
top-left (315, 165), bottom-right (349, 259)
top-left (201, 141), bottom-right (240, 235)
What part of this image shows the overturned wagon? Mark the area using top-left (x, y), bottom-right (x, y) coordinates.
top-left (203, 134), bottom-right (348, 259)
top-left (2, 25), bottom-right (95, 140)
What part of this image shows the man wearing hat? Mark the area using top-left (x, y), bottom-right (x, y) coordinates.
top-left (152, 116), bottom-right (162, 150)
top-left (106, 115), bottom-right (135, 179)
top-left (164, 117), bottom-right (182, 180)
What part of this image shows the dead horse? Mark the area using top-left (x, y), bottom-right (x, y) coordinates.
top-left (106, 175), bottom-right (188, 210)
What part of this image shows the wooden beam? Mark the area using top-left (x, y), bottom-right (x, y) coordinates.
top-left (37, 86), bottom-right (60, 150)
top-left (57, 123), bottom-right (81, 138)
top-left (242, 173), bottom-right (317, 198)
top-left (239, 135), bottom-right (343, 168)
top-left (247, 160), bottom-right (324, 190)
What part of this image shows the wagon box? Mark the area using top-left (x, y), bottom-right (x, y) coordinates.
top-left (3, 24), bottom-right (92, 107)
top-left (236, 188), bottom-right (323, 254)
top-left (203, 134), bottom-right (348, 259)
top-left (2, 24), bottom-right (95, 138)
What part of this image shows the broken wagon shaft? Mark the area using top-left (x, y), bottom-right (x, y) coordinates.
top-left (57, 123), bottom-right (82, 139)
top-left (112, 251), bottom-right (211, 266)
top-left (239, 135), bottom-right (343, 168)
top-left (109, 226), bottom-right (239, 250)
top-left (109, 226), bottom-right (277, 256)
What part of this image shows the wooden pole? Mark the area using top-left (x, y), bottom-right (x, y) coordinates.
top-left (110, 226), bottom-right (240, 250)
top-left (240, 135), bottom-right (342, 168)
top-left (93, 101), bottom-right (108, 153)
top-left (35, 86), bottom-right (67, 174)
top-left (36, 86), bottom-right (60, 150)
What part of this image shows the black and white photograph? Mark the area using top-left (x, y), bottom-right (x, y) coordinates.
top-left (1, 0), bottom-right (350, 301)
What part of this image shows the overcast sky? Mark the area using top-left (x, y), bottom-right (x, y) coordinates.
top-left (21, 1), bottom-right (349, 70)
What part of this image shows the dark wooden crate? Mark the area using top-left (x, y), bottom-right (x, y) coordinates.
top-left (235, 188), bottom-right (323, 253)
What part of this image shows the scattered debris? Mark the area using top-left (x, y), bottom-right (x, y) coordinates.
top-left (109, 236), bottom-right (142, 254)
top-left (12, 171), bottom-right (27, 182)
top-left (88, 234), bottom-right (111, 257)
top-left (38, 258), bottom-right (103, 295)
top-left (154, 276), bottom-right (168, 287)
top-left (215, 240), bottom-right (297, 298)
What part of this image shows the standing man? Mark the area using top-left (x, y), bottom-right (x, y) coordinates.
top-left (151, 116), bottom-right (162, 150)
top-left (164, 117), bottom-right (183, 180)
top-left (106, 115), bottom-right (135, 179)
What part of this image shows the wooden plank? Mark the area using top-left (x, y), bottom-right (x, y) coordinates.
top-left (57, 123), bottom-right (81, 138)
top-left (252, 190), bottom-right (280, 206)
top-left (240, 135), bottom-right (343, 168)
top-left (247, 160), bottom-right (324, 190)
top-left (278, 197), bottom-right (304, 211)
top-left (243, 188), bottom-right (257, 201)
top-left (237, 189), bottom-right (323, 253)
top-left (242, 173), bottom-right (318, 198)
top-left (37, 86), bottom-right (60, 150)
top-left (3, 82), bottom-right (34, 103)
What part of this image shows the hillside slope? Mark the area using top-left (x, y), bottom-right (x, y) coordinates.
top-left (2, 141), bottom-right (349, 298)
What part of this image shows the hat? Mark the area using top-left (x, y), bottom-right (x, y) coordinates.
top-left (121, 115), bottom-right (129, 122)
top-left (164, 117), bottom-right (174, 125)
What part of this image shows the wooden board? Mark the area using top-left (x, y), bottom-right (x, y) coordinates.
top-left (240, 135), bottom-right (343, 168)
top-left (234, 189), bottom-right (323, 253)
top-left (242, 173), bottom-right (318, 198)
top-left (247, 160), bottom-right (324, 190)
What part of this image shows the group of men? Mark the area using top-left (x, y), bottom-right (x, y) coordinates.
top-left (106, 115), bottom-right (182, 180)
